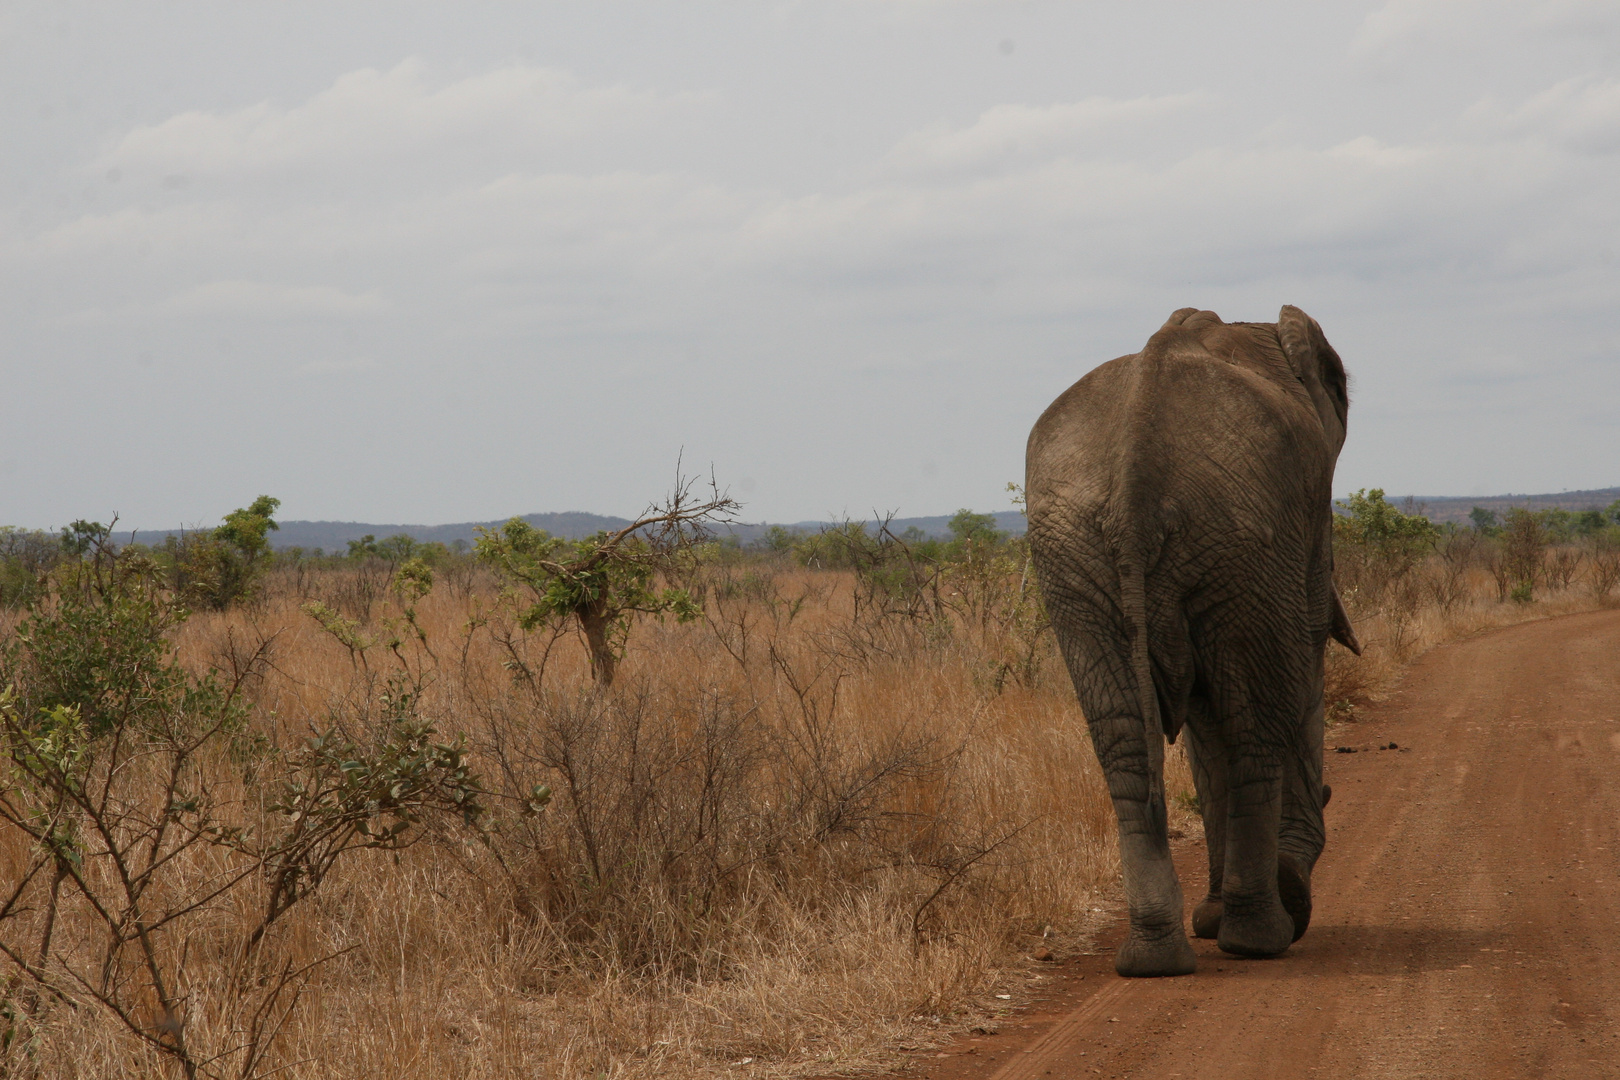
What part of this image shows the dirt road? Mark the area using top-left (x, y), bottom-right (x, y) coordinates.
top-left (918, 608), bottom-right (1620, 1079)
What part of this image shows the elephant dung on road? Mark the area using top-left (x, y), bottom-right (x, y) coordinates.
top-left (1025, 306), bottom-right (1361, 977)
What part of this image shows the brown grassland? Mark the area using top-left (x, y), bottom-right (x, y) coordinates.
top-left (0, 519), bottom-right (1612, 1079)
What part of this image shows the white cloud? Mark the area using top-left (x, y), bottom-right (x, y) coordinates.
top-left (1351, 0), bottom-right (1620, 58)
top-left (1499, 77), bottom-right (1620, 154)
top-left (6, 7), bottom-right (1620, 526)
top-left (882, 93), bottom-right (1210, 178)
top-left (1351, 0), bottom-right (1474, 56)
top-left (155, 280), bottom-right (390, 318)
top-left (295, 356), bottom-right (381, 376)
top-left (28, 74), bottom-right (1613, 335)
top-left (102, 59), bottom-right (701, 178)
top-left (732, 110), bottom-right (1550, 300)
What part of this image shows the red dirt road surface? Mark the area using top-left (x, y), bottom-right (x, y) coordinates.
top-left (913, 609), bottom-right (1620, 1079)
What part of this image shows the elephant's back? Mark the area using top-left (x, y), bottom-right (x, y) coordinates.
top-left (1025, 336), bottom-right (1334, 577)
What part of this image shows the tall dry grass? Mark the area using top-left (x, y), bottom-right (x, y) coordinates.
top-left (1, 535), bottom-right (1606, 1079)
top-left (1324, 534), bottom-right (1612, 714)
top-left (0, 555), bottom-right (1117, 1079)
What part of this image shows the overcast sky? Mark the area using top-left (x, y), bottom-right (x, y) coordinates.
top-left (3, 1), bottom-right (1618, 530)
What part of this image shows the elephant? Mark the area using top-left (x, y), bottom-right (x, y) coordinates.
top-left (1024, 305), bottom-right (1361, 977)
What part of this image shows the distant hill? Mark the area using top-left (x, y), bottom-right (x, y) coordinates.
top-left (266, 512), bottom-right (635, 553)
top-left (103, 488), bottom-right (1620, 552)
top-left (1382, 487), bottom-right (1620, 526)
top-left (110, 509), bottom-right (1030, 554)
top-left (258, 511), bottom-right (1030, 553)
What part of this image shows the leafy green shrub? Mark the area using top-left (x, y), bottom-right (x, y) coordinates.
top-left (790, 521), bottom-right (879, 570)
top-left (1500, 507), bottom-right (1548, 602)
top-left (946, 508), bottom-right (1006, 546)
top-left (164, 495), bottom-right (281, 610)
top-left (755, 524), bottom-right (803, 555)
top-left (1538, 508), bottom-right (1574, 545)
top-left (1575, 508), bottom-right (1608, 536)
top-left (1333, 488), bottom-right (1438, 564)
top-left (1332, 489), bottom-right (1439, 618)
top-left (2, 521), bottom-right (221, 738)
top-left (0, 522), bottom-right (490, 1077)
top-left (476, 482), bottom-right (736, 685)
top-left (0, 527), bottom-right (63, 610)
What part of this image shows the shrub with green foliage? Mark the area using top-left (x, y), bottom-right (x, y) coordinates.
top-left (476, 482), bottom-right (736, 685)
top-left (1332, 490), bottom-right (1439, 639)
top-left (2, 521), bottom-right (235, 738)
top-left (0, 519), bottom-right (489, 1077)
top-left (1333, 488), bottom-right (1439, 561)
top-left (1501, 508), bottom-right (1548, 602)
top-left (947, 509), bottom-right (1005, 546)
top-left (164, 495), bottom-right (282, 610)
top-left (0, 527), bottom-right (62, 610)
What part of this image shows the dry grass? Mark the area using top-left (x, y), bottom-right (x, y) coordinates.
top-left (0, 542), bottom-right (1603, 1079)
top-left (1324, 556), bottom-right (1609, 716)
top-left (0, 559), bottom-right (1115, 1078)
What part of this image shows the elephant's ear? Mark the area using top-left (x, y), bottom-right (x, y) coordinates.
top-left (1278, 305), bottom-right (1349, 435)
top-left (1330, 584), bottom-right (1362, 656)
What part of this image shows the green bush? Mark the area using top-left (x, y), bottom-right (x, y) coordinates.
top-left (2, 521), bottom-right (227, 738)
top-left (1501, 508), bottom-right (1547, 601)
top-left (476, 483), bottom-right (735, 686)
top-left (164, 495), bottom-right (281, 609)
top-left (0, 527), bottom-right (62, 609)
top-left (1334, 488), bottom-right (1438, 561)
top-left (0, 520), bottom-right (490, 1075)
top-left (947, 508), bottom-right (1006, 546)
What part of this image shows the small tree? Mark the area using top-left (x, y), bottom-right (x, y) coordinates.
top-left (0, 527), bottom-right (63, 609)
top-left (1334, 489), bottom-right (1438, 558)
top-left (1501, 508), bottom-right (1547, 602)
top-left (758, 525), bottom-right (800, 555)
top-left (947, 509), bottom-right (1005, 546)
top-left (167, 496), bottom-right (281, 609)
top-left (476, 477), bottom-right (737, 686)
top-left (346, 534), bottom-right (381, 559)
top-left (1538, 507), bottom-right (1574, 545)
top-left (1574, 509), bottom-right (1608, 536)
top-left (1333, 488), bottom-right (1438, 610)
top-left (1469, 506), bottom-right (1499, 535)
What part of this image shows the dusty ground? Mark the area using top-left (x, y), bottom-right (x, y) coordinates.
top-left (895, 607), bottom-right (1620, 1079)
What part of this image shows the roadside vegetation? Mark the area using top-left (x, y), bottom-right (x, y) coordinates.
top-left (1324, 489), bottom-right (1620, 716)
top-left (0, 486), bottom-right (1614, 1078)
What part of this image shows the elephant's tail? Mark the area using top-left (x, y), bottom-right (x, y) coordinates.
top-left (1120, 552), bottom-right (1168, 837)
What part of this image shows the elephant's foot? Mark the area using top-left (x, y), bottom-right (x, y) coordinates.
top-left (1216, 898), bottom-right (1294, 958)
top-left (1114, 928), bottom-right (1197, 977)
top-left (1277, 853), bottom-right (1313, 943)
top-left (1191, 897), bottom-right (1222, 939)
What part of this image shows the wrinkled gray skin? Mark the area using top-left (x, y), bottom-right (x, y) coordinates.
top-left (1025, 306), bottom-right (1361, 977)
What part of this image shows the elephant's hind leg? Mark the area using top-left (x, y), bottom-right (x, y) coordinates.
top-left (1214, 741), bottom-right (1296, 959)
top-left (1276, 853), bottom-right (1313, 943)
top-left (1183, 709), bottom-right (1227, 940)
top-left (1112, 812), bottom-right (1198, 976)
top-left (1277, 664), bottom-right (1329, 942)
top-left (1091, 716), bottom-right (1198, 977)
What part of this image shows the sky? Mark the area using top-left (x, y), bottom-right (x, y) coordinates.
top-left (2, 1), bottom-right (1619, 531)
